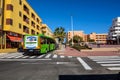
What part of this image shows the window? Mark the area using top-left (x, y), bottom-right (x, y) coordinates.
top-left (6, 4), bottom-right (13, 11)
top-left (19, 11), bottom-right (22, 17)
top-left (37, 18), bottom-right (39, 23)
top-left (37, 32), bottom-right (39, 34)
top-left (23, 5), bottom-right (29, 15)
top-left (31, 13), bottom-right (35, 20)
top-left (23, 15), bottom-right (29, 24)
top-left (6, 18), bottom-right (13, 25)
top-left (19, 0), bottom-right (22, 5)
top-left (37, 25), bottom-right (39, 30)
top-left (19, 23), bottom-right (21, 29)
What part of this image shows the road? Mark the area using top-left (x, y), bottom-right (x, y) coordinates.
top-left (0, 52), bottom-right (120, 80)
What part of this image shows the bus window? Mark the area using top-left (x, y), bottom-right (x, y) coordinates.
top-left (40, 37), bottom-right (44, 44)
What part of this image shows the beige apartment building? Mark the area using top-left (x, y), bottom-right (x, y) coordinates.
top-left (68, 31), bottom-right (85, 41)
top-left (67, 31), bottom-right (107, 44)
top-left (89, 33), bottom-right (108, 44)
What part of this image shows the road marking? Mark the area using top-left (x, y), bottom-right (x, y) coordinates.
top-left (0, 54), bottom-right (14, 58)
top-left (22, 56), bottom-right (29, 58)
top-left (101, 64), bottom-right (120, 66)
top-left (60, 55), bottom-right (65, 58)
top-left (0, 56), bottom-right (7, 58)
top-left (53, 54), bottom-right (57, 58)
top-left (45, 54), bottom-right (51, 58)
top-left (0, 59), bottom-right (52, 61)
top-left (29, 56), bottom-right (36, 58)
top-left (93, 59), bottom-right (120, 61)
top-left (37, 55), bottom-right (45, 58)
top-left (14, 55), bottom-right (24, 58)
top-left (56, 62), bottom-right (70, 64)
top-left (88, 56), bottom-right (120, 59)
top-left (77, 57), bottom-right (92, 70)
top-left (107, 67), bottom-right (120, 70)
top-left (97, 61), bottom-right (120, 63)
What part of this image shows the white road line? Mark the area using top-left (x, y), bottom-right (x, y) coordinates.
top-left (14, 55), bottom-right (24, 58)
top-left (56, 62), bottom-right (70, 64)
top-left (97, 61), bottom-right (120, 63)
top-left (29, 56), bottom-right (36, 58)
top-left (93, 59), bottom-right (120, 61)
top-left (7, 55), bottom-right (19, 58)
top-left (101, 64), bottom-right (120, 66)
top-left (77, 57), bottom-right (92, 70)
top-left (22, 56), bottom-right (29, 58)
top-left (88, 56), bottom-right (119, 59)
top-left (60, 56), bottom-right (65, 58)
top-left (53, 54), bottom-right (57, 58)
top-left (107, 67), bottom-right (120, 70)
top-left (45, 54), bottom-right (51, 58)
top-left (0, 59), bottom-right (52, 61)
top-left (1, 54), bottom-right (14, 58)
top-left (0, 56), bottom-right (7, 58)
top-left (37, 55), bottom-right (45, 58)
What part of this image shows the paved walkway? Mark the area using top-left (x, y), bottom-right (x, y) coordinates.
top-left (55, 46), bottom-right (120, 57)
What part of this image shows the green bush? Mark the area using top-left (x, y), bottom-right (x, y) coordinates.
top-left (72, 45), bottom-right (81, 51)
top-left (71, 43), bottom-right (92, 51)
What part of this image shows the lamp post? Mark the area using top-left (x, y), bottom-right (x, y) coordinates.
top-left (71, 16), bottom-right (74, 46)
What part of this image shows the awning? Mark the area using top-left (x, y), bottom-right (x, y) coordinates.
top-left (7, 35), bottom-right (22, 42)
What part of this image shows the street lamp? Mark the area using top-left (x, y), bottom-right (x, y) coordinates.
top-left (71, 16), bottom-right (74, 46)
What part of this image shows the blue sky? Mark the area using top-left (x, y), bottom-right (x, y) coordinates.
top-left (27, 0), bottom-right (120, 34)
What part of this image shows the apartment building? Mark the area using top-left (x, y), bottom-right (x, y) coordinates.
top-left (107, 17), bottom-right (120, 44)
top-left (42, 24), bottom-right (53, 38)
top-left (89, 33), bottom-right (107, 44)
top-left (67, 31), bottom-right (107, 44)
top-left (0, 0), bottom-right (53, 52)
top-left (67, 31), bottom-right (85, 42)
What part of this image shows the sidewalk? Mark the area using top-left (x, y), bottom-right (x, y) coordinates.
top-left (55, 46), bottom-right (120, 57)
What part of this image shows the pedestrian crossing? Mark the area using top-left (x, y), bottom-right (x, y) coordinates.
top-left (88, 56), bottom-right (120, 71)
top-left (0, 53), bottom-right (74, 59)
top-left (1, 53), bottom-right (120, 71)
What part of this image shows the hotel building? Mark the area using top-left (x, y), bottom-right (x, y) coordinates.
top-left (107, 17), bottom-right (120, 44)
top-left (0, 0), bottom-right (53, 52)
top-left (67, 31), bottom-right (107, 44)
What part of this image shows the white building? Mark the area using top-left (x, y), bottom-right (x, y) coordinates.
top-left (107, 17), bottom-right (120, 44)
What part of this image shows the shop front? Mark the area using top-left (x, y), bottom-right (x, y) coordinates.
top-left (0, 32), bottom-right (23, 53)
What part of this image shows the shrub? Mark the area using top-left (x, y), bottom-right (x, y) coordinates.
top-left (71, 43), bottom-right (92, 51)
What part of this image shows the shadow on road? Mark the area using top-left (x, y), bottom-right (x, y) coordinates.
top-left (59, 72), bottom-right (120, 80)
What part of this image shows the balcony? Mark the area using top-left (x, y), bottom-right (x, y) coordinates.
top-left (23, 5), bottom-right (29, 15)
top-left (41, 26), bottom-right (46, 29)
top-left (42, 28), bottom-right (46, 33)
top-left (23, 15), bottom-right (29, 24)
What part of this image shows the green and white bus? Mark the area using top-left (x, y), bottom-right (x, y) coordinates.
top-left (23, 34), bottom-right (56, 55)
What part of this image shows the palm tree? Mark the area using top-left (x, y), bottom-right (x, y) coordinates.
top-left (54, 27), bottom-right (66, 43)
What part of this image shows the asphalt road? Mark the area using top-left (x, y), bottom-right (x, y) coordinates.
top-left (0, 52), bottom-right (120, 80)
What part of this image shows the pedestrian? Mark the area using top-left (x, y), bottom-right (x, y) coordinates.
top-left (65, 43), bottom-right (66, 48)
